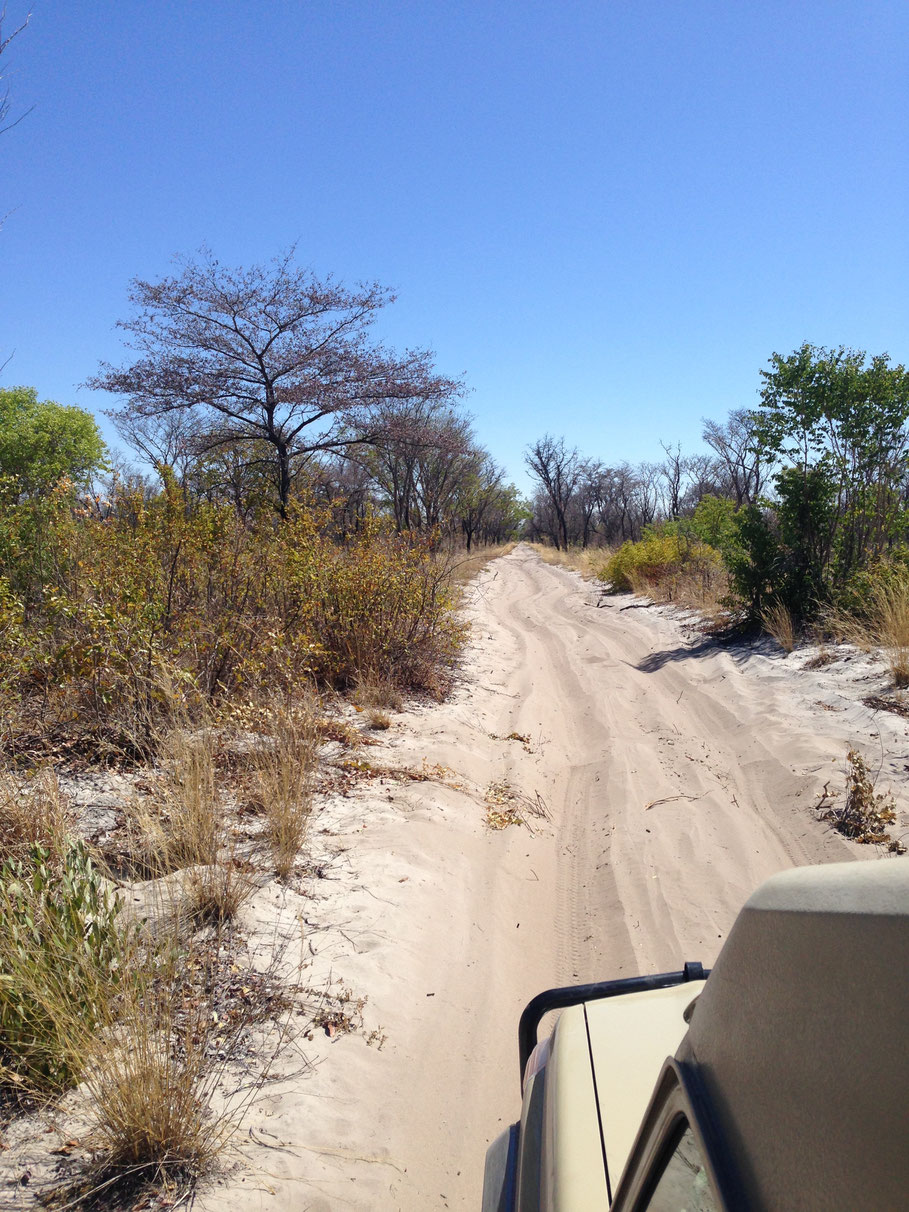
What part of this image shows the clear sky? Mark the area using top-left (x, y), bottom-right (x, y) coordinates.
top-left (1, 1), bottom-right (907, 493)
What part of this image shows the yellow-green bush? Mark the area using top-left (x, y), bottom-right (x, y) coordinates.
top-left (0, 487), bottom-right (465, 756)
top-left (0, 840), bottom-right (133, 1092)
top-left (603, 528), bottom-right (726, 606)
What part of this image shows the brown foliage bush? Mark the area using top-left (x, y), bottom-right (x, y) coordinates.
top-left (0, 488), bottom-right (464, 758)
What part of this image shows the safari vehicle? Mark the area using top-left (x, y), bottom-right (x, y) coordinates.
top-left (483, 860), bottom-right (908, 1210)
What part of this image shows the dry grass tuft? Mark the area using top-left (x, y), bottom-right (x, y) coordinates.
top-left (870, 578), bottom-right (909, 685)
top-left (53, 904), bottom-right (302, 1205)
top-left (87, 1019), bottom-right (221, 1184)
top-left (180, 859), bottom-right (256, 928)
top-left (252, 706), bottom-right (318, 879)
top-left (0, 768), bottom-right (70, 863)
top-left (826, 576), bottom-right (909, 684)
top-left (120, 730), bottom-right (222, 877)
top-left (762, 602), bottom-right (797, 653)
top-left (352, 674), bottom-right (403, 712)
top-left (365, 708), bottom-right (392, 731)
top-left (162, 732), bottom-right (221, 868)
top-left (531, 543), bottom-right (612, 580)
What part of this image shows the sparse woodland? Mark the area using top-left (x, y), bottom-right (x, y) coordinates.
top-left (2, 246), bottom-right (908, 1204)
top-left (0, 251), bottom-right (522, 1203)
top-left (525, 345), bottom-right (909, 667)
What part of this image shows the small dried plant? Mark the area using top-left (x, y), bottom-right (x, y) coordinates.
top-left (252, 705), bottom-right (318, 879)
top-left (366, 708), bottom-right (392, 731)
top-left (180, 858), bottom-right (256, 928)
top-left (762, 602), bottom-right (796, 653)
top-left (122, 731), bottom-right (222, 877)
top-left (820, 748), bottom-right (904, 850)
top-left (0, 767), bottom-right (70, 863)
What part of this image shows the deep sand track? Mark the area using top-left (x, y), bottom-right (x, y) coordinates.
top-left (204, 546), bottom-right (880, 1211)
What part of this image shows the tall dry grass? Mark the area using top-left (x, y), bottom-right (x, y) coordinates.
top-left (826, 574), bottom-right (909, 685)
top-left (81, 959), bottom-right (234, 1189)
top-left (0, 767), bottom-right (70, 863)
top-left (251, 706), bottom-right (318, 880)
top-left (762, 602), bottom-right (797, 653)
top-left (531, 543), bottom-right (614, 579)
top-left (121, 730), bottom-right (222, 877)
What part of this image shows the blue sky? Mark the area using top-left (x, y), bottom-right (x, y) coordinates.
top-left (1, 1), bottom-right (907, 493)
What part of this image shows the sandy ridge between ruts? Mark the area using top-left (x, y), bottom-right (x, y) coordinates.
top-left (199, 544), bottom-right (901, 1211)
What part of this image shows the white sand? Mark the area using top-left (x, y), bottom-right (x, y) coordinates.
top-left (199, 545), bottom-right (905, 1211)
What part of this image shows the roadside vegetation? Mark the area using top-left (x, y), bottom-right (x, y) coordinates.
top-left (524, 345), bottom-right (909, 659)
top-left (0, 250), bottom-right (523, 1203)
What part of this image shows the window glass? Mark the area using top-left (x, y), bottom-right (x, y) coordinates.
top-left (642, 1122), bottom-right (718, 1212)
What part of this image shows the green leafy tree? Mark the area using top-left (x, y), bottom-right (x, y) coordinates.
top-left (755, 345), bottom-right (909, 586)
top-left (690, 494), bottom-right (739, 558)
top-left (0, 387), bottom-right (107, 496)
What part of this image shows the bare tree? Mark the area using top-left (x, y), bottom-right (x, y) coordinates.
top-left (681, 452), bottom-right (724, 511)
top-left (456, 454), bottom-right (506, 551)
top-left (702, 409), bottom-right (768, 506)
top-left (659, 442), bottom-right (686, 519)
top-left (357, 397), bottom-right (473, 532)
top-left (525, 435), bottom-right (584, 549)
top-left (88, 249), bottom-right (464, 517)
top-left (112, 408), bottom-right (200, 488)
top-left (0, 9), bottom-right (31, 141)
top-left (571, 460), bottom-right (601, 548)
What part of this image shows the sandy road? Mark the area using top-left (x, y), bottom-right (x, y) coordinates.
top-left (207, 546), bottom-right (873, 1212)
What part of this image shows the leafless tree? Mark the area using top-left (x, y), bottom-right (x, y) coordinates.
top-left (412, 410), bottom-right (478, 534)
top-left (112, 408), bottom-right (200, 488)
top-left (659, 442), bottom-right (686, 519)
top-left (680, 452), bottom-right (725, 511)
top-left (525, 435), bottom-right (585, 549)
top-left (702, 409), bottom-right (768, 505)
top-left (0, 9), bottom-right (31, 141)
top-left (358, 397), bottom-right (474, 532)
top-left (570, 460), bottom-right (602, 547)
top-left (636, 462), bottom-right (661, 528)
top-left (455, 454), bottom-right (506, 551)
top-left (88, 249), bottom-right (464, 517)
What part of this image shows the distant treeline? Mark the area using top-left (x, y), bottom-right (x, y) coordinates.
top-left (524, 344), bottom-right (909, 622)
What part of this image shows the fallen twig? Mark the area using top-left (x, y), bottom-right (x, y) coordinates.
top-left (644, 793), bottom-right (704, 811)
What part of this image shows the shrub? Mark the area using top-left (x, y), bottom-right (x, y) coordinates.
top-left (0, 840), bottom-right (132, 1092)
top-left (0, 491), bottom-right (465, 756)
top-left (690, 495), bottom-right (741, 558)
top-left (828, 562), bottom-right (909, 684)
top-left (603, 527), bottom-right (726, 606)
top-left (281, 509), bottom-right (464, 693)
top-left (180, 859), bottom-right (255, 928)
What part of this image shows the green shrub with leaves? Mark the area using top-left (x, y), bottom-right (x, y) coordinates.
top-left (0, 840), bottom-right (131, 1091)
top-left (604, 526), bottom-right (724, 599)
